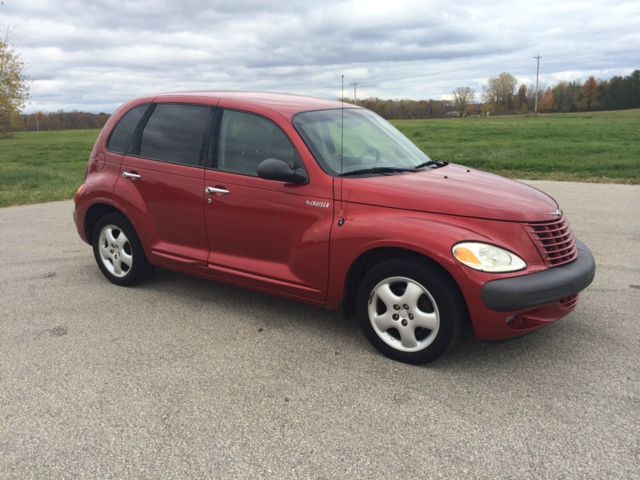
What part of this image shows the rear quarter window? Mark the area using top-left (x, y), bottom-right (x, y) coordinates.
top-left (107, 104), bottom-right (149, 154)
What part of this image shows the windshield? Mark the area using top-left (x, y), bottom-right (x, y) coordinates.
top-left (293, 108), bottom-right (432, 176)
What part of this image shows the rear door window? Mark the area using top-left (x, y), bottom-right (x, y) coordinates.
top-left (139, 104), bottom-right (212, 167)
top-left (107, 104), bottom-right (149, 154)
top-left (216, 110), bottom-right (302, 176)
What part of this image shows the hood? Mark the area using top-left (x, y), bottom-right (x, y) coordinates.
top-left (343, 164), bottom-right (558, 222)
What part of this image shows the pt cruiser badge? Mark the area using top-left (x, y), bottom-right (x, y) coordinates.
top-left (305, 200), bottom-right (330, 208)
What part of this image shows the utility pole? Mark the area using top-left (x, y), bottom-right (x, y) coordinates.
top-left (351, 82), bottom-right (358, 104)
top-left (533, 55), bottom-right (542, 114)
top-left (35, 112), bottom-right (39, 133)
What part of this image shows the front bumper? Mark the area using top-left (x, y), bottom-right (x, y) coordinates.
top-left (481, 239), bottom-right (596, 312)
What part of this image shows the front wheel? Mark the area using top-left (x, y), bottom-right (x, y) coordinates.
top-left (356, 259), bottom-right (464, 364)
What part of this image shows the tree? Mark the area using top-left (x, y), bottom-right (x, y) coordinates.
top-left (552, 81), bottom-right (581, 112)
top-left (599, 76), bottom-right (628, 110)
top-left (580, 76), bottom-right (599, 111)
top-left (629, 70), bottom-right (640, 109)
top-left (599, 70), bottom-right (640, 110)
top-left (538, 87), bottom-right (555, 112)
top-left (452, 87), bottom-right (474, 117)
top-left (516, 84), bottom-right (528, 113)
top-left (0, 32), bottom-right (29, 136)
top-left (483, 72), bottom-right (518, 112)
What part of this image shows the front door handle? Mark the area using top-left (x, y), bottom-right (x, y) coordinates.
top-left (205, 186), bottom-right (230, 195)
top-left (122, 171), bottom-right (142, 180)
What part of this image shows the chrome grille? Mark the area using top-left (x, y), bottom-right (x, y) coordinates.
top-left (525, 216), bottom-right (578, 267)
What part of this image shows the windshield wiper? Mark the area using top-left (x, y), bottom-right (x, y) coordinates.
top-left (413, 160), bottom-right (448, 170)
top-left (340, 161), bottom-right (449, 176)
top-left (339, 167), bottom-right (417, 177)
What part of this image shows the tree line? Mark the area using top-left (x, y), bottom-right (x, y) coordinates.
top-left (537, 71), bottom-right (640, 113)
top-left (360, 69), bottom-right (639, 119)
top-left (21, 111), bottom-right (110, 131)
top-left (479, 70), bottom-right (640, 115)
top-left (14, 68), bottom-right (640, 130)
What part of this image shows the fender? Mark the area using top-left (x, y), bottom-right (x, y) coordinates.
top-left (75, 186), bottom-right (155, 262)
top-left (326, 202), bottom-right (543, 310)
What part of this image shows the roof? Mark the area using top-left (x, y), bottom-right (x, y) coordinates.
top-left (153, 91), bottom-right (354, 118)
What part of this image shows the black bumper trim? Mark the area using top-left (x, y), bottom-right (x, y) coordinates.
top-left (482, 239), bottom-right (596, 312)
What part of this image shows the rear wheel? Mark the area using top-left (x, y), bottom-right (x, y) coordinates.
top-left (92, 213), bottom-right (154, 286)
top-left (356, 258), bottom-right (463, 364)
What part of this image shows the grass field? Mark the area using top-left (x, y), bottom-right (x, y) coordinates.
top-left (392, 109), bottom-right (640, 183)
top-left (0, 129), bottom-right (99, 207)
top-left (0, 109), bottom-right (638, 207)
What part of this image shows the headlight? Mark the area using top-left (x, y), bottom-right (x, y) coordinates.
top-left (452, 242), bottom-right (526, 273)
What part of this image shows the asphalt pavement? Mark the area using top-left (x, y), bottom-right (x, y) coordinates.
top-left (1, 180), bottom-right (639, 479)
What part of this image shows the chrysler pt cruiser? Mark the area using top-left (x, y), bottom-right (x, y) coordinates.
top-left (74, 92), bottom-right (596, 363)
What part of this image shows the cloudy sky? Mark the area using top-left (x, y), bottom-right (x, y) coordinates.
top-left (2, 0), bottom-right (638, 113)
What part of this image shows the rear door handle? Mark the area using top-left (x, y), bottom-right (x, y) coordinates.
top-left (122, 171), bottom-right (142, 180)
top-left (205, 186), bottom-right (230, 195)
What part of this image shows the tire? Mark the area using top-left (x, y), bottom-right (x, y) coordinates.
top-left (91, 212), bottom-right (154, 286)
top-left (355, 258), bottom-right (464, 364)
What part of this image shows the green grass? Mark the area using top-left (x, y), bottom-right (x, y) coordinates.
top-left (0, 129), bottom-right (99, 207)
top-left (392, 109), bottom-right (640, 183)
top-left (0, 109), bottom-right (638, 207)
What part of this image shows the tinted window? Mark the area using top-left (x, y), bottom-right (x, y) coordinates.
top-left (107, 104), bottom-right (148, 154)
top-left (217, 110), bottom-right (301, 176)
top-left (139, 104), bottom-right (212, 166)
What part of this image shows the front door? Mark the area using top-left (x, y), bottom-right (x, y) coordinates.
top-left (204, 108), bottom-right (333, 301)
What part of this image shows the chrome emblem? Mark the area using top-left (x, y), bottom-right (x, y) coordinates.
top-left (305, 200), bottom-right (330, 209)
top-left (548, 208), bottom-right (562, 217)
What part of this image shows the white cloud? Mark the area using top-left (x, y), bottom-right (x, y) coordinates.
top-left (1, 0), bottom-right (638, 112)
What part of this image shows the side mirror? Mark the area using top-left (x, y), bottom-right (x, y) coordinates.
top-left (257, 158), bottom-right (308, 184)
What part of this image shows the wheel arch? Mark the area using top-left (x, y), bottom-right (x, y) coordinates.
top-left (342, 246), bottom-right (469, 324)
top-left (84, 203), bottom-right (128, 242)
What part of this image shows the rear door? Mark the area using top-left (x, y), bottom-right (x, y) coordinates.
top-left (203, 108), bottom-right (333, 301)
top-left (115, 102), bottom-right (214, 269)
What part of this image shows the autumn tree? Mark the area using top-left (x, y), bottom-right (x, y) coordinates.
top-left (579, 76), bottom-right (599, 111)
top-left (483, 72), bottom-right (518, 112)
top-left (0, 32), bottom-right (29, 136)
top-left (516, 84), bottom-right (528, 113)
top-left (452, 86), bottom-right (474, 117)
top-left (538, 87), bottom-right (555, 112)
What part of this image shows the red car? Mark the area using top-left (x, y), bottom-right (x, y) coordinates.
top-left (74, 92), bottom-right (596, 363)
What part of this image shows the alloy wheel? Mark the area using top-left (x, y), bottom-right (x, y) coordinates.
top-left (367, 276), bottom-right (440, 352)
top-left (97, 224), bottom-right (133, 278)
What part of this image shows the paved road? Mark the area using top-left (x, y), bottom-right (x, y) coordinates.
top-left (1, 181), bottom-right (639, 479)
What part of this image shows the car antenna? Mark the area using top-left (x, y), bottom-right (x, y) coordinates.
top-left (338, 75), bottom-right (346, 227)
